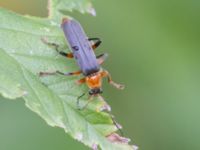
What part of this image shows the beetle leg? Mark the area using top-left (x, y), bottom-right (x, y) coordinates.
top-left (76, 77), bottom-right (86, 85)
top-left (56, 70), bottom-right (82, 76)
top-left (88, 38), bottom-right (102, 50)
top-left (41, 38), bottom-right (73, 58)
top-left (59, 52), bottom-right (74, 58)
top-left (75, 78), bottom-right (87, 109)
top-left (39, 70), bottom-right (81, 77)
top-left (39, 71), bottom-right (57, 76)
top-left (76, 92), bottom-right (86, 109)
top-left (100, 70), bottom-right (125, 90)
top-left (78, 95), bottom-right (94, 110)
top-left (97, 53), bottom-right (108, 64)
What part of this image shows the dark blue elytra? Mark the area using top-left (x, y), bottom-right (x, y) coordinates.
top-left (61, 18), bottom-right (100, 76)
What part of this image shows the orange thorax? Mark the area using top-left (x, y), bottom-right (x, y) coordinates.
top-left (86, 73), bottom-right (102, 89)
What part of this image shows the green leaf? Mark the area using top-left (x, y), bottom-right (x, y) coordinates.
top-left (48, 0), bottom-right (96, 20)
top-left (0, 1), bottom-right (136, 149)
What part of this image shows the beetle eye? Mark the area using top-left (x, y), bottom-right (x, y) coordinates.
top-left (89, 90), bottom-right (93, 95)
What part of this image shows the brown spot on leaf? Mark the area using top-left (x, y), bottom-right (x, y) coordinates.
top-left (107, 133), bottom-right (130, 144)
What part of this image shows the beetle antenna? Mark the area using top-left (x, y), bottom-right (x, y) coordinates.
top-left (107, 110), bottom-right (124, 136)
top-left (77, 92), bottom-right (86, 109)
top-left (98, 95), bottom-right (124, 136)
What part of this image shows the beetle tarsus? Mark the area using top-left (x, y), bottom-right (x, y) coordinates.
top-left (39, 71), bottom-right (56, 77)
top-left (41, 37), bottom-right (73, 58)
top-left (97, 53), bottom-right (108, 64)
top-left (100, 70), bottom-right (125, 90)
top-left (88, 38), bottom-right (102, 50)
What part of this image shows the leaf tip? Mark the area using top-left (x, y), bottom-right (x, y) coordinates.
top-left (97, 103), bottom-right (111, 112)
top-left (107, 133), bottom-right (138, 150)
top-left (107, 133), bottom-right (130, 143)
top-left (22, 90), bottom-right (28, 96)
top-left (75, 132), bottom-right (83, 141)
top-left (132, 145), bottom-right (139, 150)
top-left (87, 5), bottom-right (96, 16)
top-left (92, 143), bottom-right (98, 150)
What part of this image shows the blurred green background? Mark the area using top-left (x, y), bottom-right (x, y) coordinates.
top-left (0, 0), bottom-right (200, 150)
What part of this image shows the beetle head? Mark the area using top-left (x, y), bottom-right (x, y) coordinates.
top-left (89, 88), bottom-right (103, 95)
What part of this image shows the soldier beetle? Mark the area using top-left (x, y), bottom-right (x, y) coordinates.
top-left (40, 18), bottom-right (124, 110)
